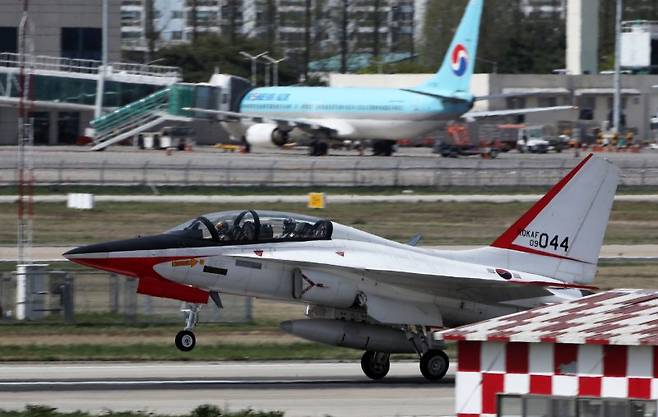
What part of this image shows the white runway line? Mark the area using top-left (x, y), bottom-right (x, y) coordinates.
top-left (1, 194), bottom-right (658, 204)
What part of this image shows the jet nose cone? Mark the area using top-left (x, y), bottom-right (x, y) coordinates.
top-left (63, 243), bottom-right (109, 260)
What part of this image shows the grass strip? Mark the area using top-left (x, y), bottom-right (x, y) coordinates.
top-left (2, 185), bottom-right (658, 196)
top-left (0, 405), bottom-right (284, 417)
top-left (0, 342), bottom-right (365, 362)
top-left (2, 201), bottom-right (658, 245)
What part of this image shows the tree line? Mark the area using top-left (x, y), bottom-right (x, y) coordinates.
top-left (141, 0), bottom-right (658, 83)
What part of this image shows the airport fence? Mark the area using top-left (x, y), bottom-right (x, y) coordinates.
top-left (0, 269), bottom-right (252, 324)
top-left (1, 157), bottom-right (658, 188)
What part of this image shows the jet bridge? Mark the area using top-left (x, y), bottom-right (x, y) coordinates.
top-left (0, 53), bottom-right (182, 144)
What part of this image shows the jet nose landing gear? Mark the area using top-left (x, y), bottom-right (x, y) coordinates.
top-left (175, 303), bottom-right (201, 352)
top-left (175, 330), bottom-right (196, 352)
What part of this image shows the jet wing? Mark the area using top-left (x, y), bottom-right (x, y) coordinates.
top-left (222, 251), bottom-right (582, 306)
top-left (182, 107), bottom-right (355, 136)
top-left (462, 105), bottom-right (576, 119)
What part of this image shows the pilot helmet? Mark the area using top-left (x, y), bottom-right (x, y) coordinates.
top-left (217, 221), bottom-right (230, 232)
top-left (283, 217), bottom-right (295, 231)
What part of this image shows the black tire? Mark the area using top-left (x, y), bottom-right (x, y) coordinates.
top-left (318, 141), bottom-right (329, 156)
top-left (489, 148), bottom-right (499, 159)
top-left (372, 140), bottom-right (382, 156)
top-left (383, 141), bottom-right (394, 157)
top-left (175, 330), bottom-right (196, 352)
top-left (420, 350), bottom-right (449, 381)
top-left (360, 351), bottom-right (390, 380)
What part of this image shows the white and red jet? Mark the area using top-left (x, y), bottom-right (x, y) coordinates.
top-left (65, 154), bottom-right (619, 381)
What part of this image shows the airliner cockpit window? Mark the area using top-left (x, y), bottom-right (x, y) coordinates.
top-left (167, 210), bottom-right (332, 243)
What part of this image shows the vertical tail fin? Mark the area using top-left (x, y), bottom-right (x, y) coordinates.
top-left (412, 0), bottom-right (483, 97)
top-left (489, 154), bottom-right (620, 284)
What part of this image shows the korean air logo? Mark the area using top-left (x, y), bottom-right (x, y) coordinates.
top-left (450, 44), bottom-right (468, 77)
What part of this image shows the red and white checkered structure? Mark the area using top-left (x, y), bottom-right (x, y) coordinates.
top-left (440, 290), bottom-right (658, 417)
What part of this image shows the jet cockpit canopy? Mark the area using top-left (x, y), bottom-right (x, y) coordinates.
top-left (167, 210), bottom-right (332, 243)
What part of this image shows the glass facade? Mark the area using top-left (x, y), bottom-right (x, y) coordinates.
top-left (0, 27), bottom-right (17, 53)
top-left (57, 112), bottom-right (80, 144)
top-left (61, 28), bottom-right (102, 60)
top-left (0, 73), bottom-right (160, 108)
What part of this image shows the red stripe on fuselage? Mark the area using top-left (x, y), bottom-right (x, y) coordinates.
top-left (68, 255), bottom-right (190, 278)
top-left (503, 243), bottom-right (590, 264)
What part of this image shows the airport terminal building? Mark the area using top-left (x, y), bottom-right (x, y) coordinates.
top-left (0, 0), bottom-right (122, 145)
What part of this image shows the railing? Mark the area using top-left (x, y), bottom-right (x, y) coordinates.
top-left (0, 269), bottom-right (252, 324)
top-left (622, 20), bottom-right (658, 33)
top-left (0, 52), bottom-right (182, 80)
top-left (0, 158), bottom-right (656, 188)
top-left (91, 88), bottom-right (170, 134)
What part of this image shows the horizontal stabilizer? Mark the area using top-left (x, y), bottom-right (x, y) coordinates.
top-left (463, 106), bottom-right (576, 119)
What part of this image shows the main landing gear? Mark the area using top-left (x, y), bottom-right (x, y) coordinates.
top-left (419, 349), bottom-right (450, 381)
top-left (175, 304), bottom-right (200, 352)
top-left (360, 327), bottom-right (450, 382)
top-left (360, 349), bottom-right (449, 382)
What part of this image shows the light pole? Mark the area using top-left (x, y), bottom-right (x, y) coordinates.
top-left (240, 51), bottom-right (269, 86)
top-left (94, 0), bottom-right (108, 118)
top-left (262, 55), bottom-right (287, 86)
top-left (612, 0), bottom-right (623, 134)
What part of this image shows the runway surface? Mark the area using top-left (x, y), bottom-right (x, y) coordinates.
top-left (0, 361), bottom-right (456, 417)
top-left (1, 146), bottom-right (657, 187)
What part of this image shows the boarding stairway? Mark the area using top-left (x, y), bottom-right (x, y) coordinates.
top-left (89, 85), bottom-right (197, 150)
top-left (88, 82), bottom-right (226, 151)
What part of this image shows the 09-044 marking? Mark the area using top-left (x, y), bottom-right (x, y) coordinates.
top-left (520, 229), bottom-right (569, 252)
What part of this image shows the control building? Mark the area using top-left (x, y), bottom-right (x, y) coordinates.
top-left (622, 20), bottom-right (658, 73)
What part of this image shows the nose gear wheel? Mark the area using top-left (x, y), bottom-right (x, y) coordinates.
top-left (175, 330), bottom-right (196, 351)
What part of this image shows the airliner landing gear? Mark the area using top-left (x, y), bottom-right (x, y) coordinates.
top-left (419, 349), bottom-right (449, 381)
top-left (361, 351), bottom-right (391, 380)
top-left (372, 140), bottom-right (395, 156)
top-left (309, 139), bottom-right (329, 156)
top-left (175, 304), bottom-right (200, 352)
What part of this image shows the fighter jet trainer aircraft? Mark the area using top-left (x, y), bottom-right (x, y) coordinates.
top-left (65, 155), bottom-right (619, 381)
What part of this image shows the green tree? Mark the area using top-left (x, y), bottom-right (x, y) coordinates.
top-left (156, 35), bottom-right (295, 85)
top-left (422, 0), bottom-right (565, 74)
top-left (421, 0), bottom-right (467, 68)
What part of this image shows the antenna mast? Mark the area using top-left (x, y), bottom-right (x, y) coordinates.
top-left (17, 0), bottom-right (34, 266)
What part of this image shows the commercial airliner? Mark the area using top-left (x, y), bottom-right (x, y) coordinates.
top-left (192, 0), bottom-right (571, 155)
top-left (65, 155), bottom-right (618, 381)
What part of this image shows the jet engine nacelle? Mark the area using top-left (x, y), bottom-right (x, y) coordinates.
top-left (292, 269), bottom-right (358, 309)
top-left (245, 123), bottom-right (288, 148)
top-left (280, 318), bottom-right (415, 353)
